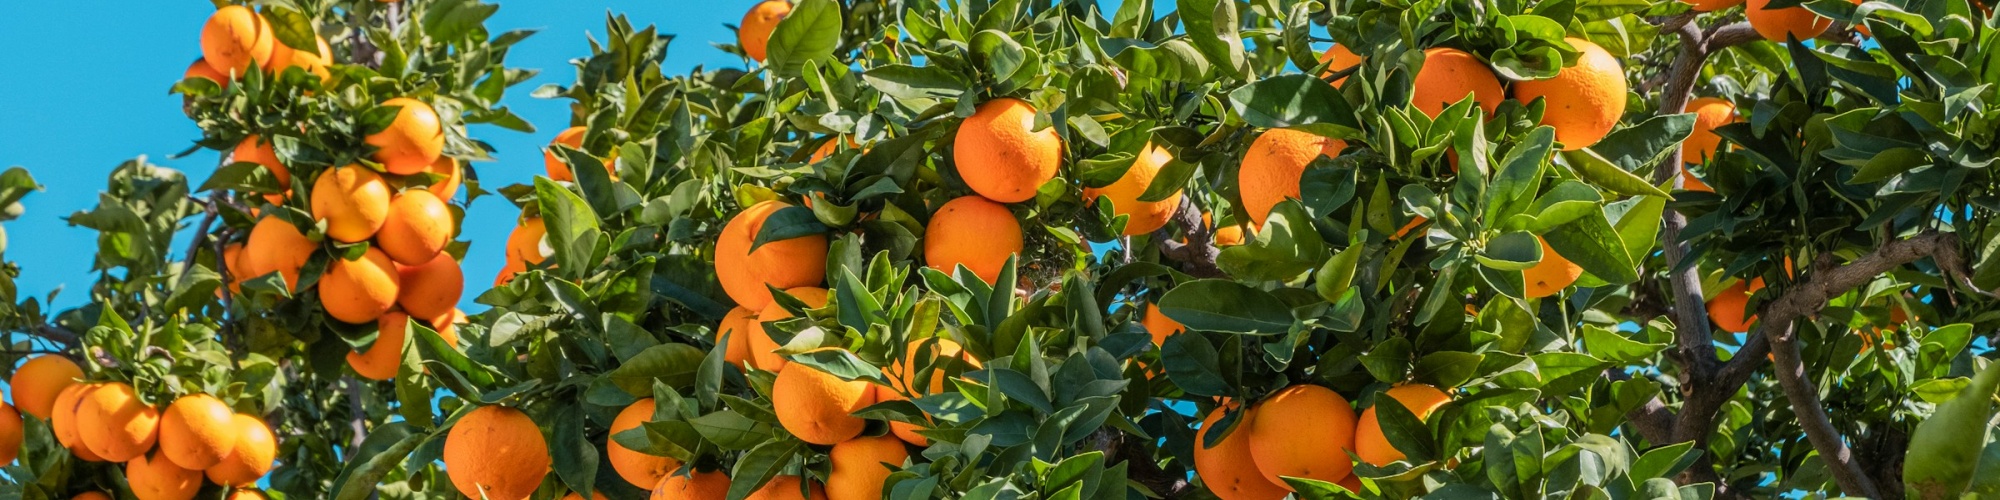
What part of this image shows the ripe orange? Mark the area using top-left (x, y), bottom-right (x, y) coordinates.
top-left (561, 493), bottom-right (608, 500)
top-left (749, 287), bottom-right (830, 372)
top-left (424, 156), bottom-right (463, 200)
top-left (426, 308), bottom-right (469, 341)
top-left (1683, 97), bottom-right (1736, 166)
top-left (878, 337), bottom-right (980, 446)
top-left (365, 97), bottom-right (446, 175)
top-left (543, 126), bottom-right (617, 181)
top-left (809, 137), bottom-right (861, 163)
top-left (652, 469), bottom-right (733, 499)
top-left (10, 354), bottom-right (83, 419)
top-left (1747, 0), bottom-right (1834, 42)
top-left (1084, 143), bottom-right (1182, 236)
top-left (1319, 45), bottom-right (1364, 86)
top-left (233, 136), bottom-right (293, 205)
top-left (0, 402), bottom-right (20, 465)
top-left (395, 252), bottom-right (463, 321)
top-left (76, 381), bottom-right (161, 462)
top-left (184, 59), bottom-right (228, 85)
top-left (377, 190), bottom-right (453, 265)
top-left (716, 307), bottom-right (759, 369)
top-left (1239, 128), bottom-right (1347, 228)
top-left (1214, 224), bottom-right (1246, 246)
top-left (738, 0), bottom-right (794, 62)
top-left (221, 242), bottom-right (249, 295)
top-left (1245, 384), bottom-right (1358, 488)
top-left (746, 475), bottom-right (829, 500)
top-left (953, 98), bottom-right (1063, 203)
top-left (243, 217), bottom-right (315, 292)
top-left (1141, 303), bottom-right (1185, 346)
top-left (923, 196), bottom-right (1023, 284)
top-left (159, 393), bottom-right (241, 470)
top-left (51, 383), bottom-right (104, 461)
top-left (1411, 48), bottom-right (1504, 119)
top-left (443, 405), bottom-right (551, 500)
top-left (311, 164), bottom-right (392, 243)
top-left (827, 434), bottom-right (909, 500)
top-left (320, 247), bottom-right (401, 324)
top-left (1354, 384), bottom-right (1452, 466)
top-left (205, 413), bottom-right (276, 486)
top-left (714, 200), bottom-right (829, 311)
top-left (200, 6), bottom-right (275, 77)
top-left (610, 398), bottom-right (681, 488)
top-left (494, 259), bottom-right (528, 287)
top-left (506, 216), bottom-right (550, 266)
top-left (347, 311), bottom-right (461, 381)
top-left (72, 493), bottom-right (112, 500)
top-left (1681, 0), bottom-right (1744, 11)
top-left (1514, 38), bottom-right (1627, 151)
top-left (1707, 278), bottom-right (1765, 334)
top-left (772, 359), bottom-right (875, 445)
top-left (128, 452), bottom-right (203, 500)
top-left (1194, 404), bottom-right (1289, 500)
top-left (268, 35), bottom-right (333, 84)
top-left (1337, 475), bottom-right (1365, 494)
top-left (1523, 236), bottom-right (1582, 299)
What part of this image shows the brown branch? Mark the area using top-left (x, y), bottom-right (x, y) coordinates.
top-left (1153, 197), bottom-right (1223, 278)
top-left (345, 376), bottom-right (370, 450)
top-left (1093, 428), bottom-right (1189, 498)
top-left (1608, 368), bottom-right (1676, 445)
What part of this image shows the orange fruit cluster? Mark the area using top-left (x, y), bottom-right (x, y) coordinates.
top-left (1192, 383), bottom-right (1452, 500)
top-left (8, 355), bottom-right (276, 500)
top-left (191, 5), bottom-right (331, 87)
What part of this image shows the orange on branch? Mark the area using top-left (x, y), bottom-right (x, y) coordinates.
top-left (233, 135), bottom-right (292, 205)
top-left (1523, 236), bottom-right (1582, 299)
top-left (1084, 143), bottom-right (1182, 236)
top-left (715, 200), bottom-right (829, 311)
top-left (51, 383), bottom-right (103, 461)
top-left (953, 98), bottom-right (1063, 203)
top-left (184, 59), bottom-right (228, 85)
top-left (923, 196), bottom-right (1023, 285)
top-left (562, 493), bottom-right (608, 500)
top-left (10, 354), bottom-right (82, 419)
top-left (1683, 97), bottom-right (1737, 166)
top-left (75, 381), bottom-right (160, 462)
top-left (377, 190), bottom-right (453, 266)
top-left (310, 164), bottom-right (391, 243)
top-left (1319, 44), bottom-right (1365, 86)
top-left (653, 469), bottom-right (733, 499)
top-left (1355, 384), bottom-right (1452, 466)
top-left (1514, 38), bottom-right (1627, 151)
top-left (827, 434), bottom-right (909, 500)
top-left (128, 453), bottom-right (203, 500)
top-left (1239, 128), bottom-right (1347, 228)
top-left (772, 359), bottom-right (875, 445)
top-left (506, 216), bottom-right (550, 266)
top-left (1194, 405), bottom-right (1289, 500)
top-left (746, 475), bottom-right (829, 500)
top-left (396, 252), bottom-right (464, 321)
top-left (738, 0), bottom-right (793, 62)
top-left (1246, 384), bottom-right (1358, 488)
top-left (878, 337), bottom-right (980, 446)
top-left (268, 35), bottom-right (333, 83)
top-left (0, 402), bottom-right (19, 465)
top-left (320, 247), bottom-right (401, 324)
top-left (424, 156), bottom-right (463, 200)
top-left (1141, 303), bottom-right (1185, 346)
top-left (365, 97), bottom-right (446, 175)
top-left (205, 413), bottom-right (276, 486)
top-left (347, 312), bottom-right (459, 381)
top-left (243, 217), bottom-right (315, 292)
top-left (716, 307), bottom-right (759, 369)
top-left (749, 287), bottom-right (831, 372)
top-left (200, 5), bottom-right (275, 77)
top-left (1411, 48), bottom-right (1504, 119)
top-left (1707, 278), bottom-right (1765, 334)
top-left (159, 393), bottom-right (241, 470)
top-left (224, 490), bottom-right (269, 500)
top-left (610, 398), bottom-right (681, 488)
top-left (1747, 0), bottom-right (1835, 42)
top-left (443, 405), bottom-right (551, 500)
top-left (543, 126), bottom-right (616, 181)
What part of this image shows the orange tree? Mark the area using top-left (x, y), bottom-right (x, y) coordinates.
top-left (6, 0), bottom-right (2000, 500)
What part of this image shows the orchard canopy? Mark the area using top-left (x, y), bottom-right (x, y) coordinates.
top-left (3, 0), bottom-right (2000, 499)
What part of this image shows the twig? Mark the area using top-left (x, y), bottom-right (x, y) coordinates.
top-left (344, 376), bottom-right (369, 450)
top-left (1152, 197), bottom-right (1223, 278)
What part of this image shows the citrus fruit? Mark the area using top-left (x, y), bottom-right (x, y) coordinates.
top-left (347, 311), bottom-right (460, 381)
top-left (1354, 384), bottom-right (1453, 466)
top-left (0, 402), bottom-right (20, 465)
top-left (424, 156), bottom-right (463, 199)
top-left (184, 59), bottom-right (228, 85)
top-left (772, 358), bottom-right (875, 445)
top-left (1141, 303), bottom-right (1185, 346)
top-left (923, 196), bottom-right (1022, 284)
top-left (506, 216), bottom-right (550, 266)
top-left (268, 35), bottom-right (333, 84)
top-left (1411, 48), bottom-right (1504, 119)
top-left (242, 216), bottom-right (315, 292)
top-left (320, 247), bottom-right (401, 324)
top-left (205, 413), bottom-right (277, 486)
top-left (200, 6), bottom-right (275, 77)
top-left (716, 307), bottom-right (758, 369)
top-left (738, 0), bottom-right (793, 62)
top-left (1747, 0), bottom-right (1834, 42)
top-left (232, 135), bottom-right (292, 205)
top-left (377, 190), bottom-right (453, 265)
top-left (714, 200), bottom-right (829, 311)
top-left (75, 381), bottom-right (161, 462)
top-left (128, 452), bottom-right (203, 500)
top-left (1239, 128), bottom-right (1346, 228)
top-left (310, 164), bottom-right (391, 243)
top-left (653, 469), bottom-right (733, 500)
top-left (1514, 38), bottom-right (1627, 151)
top-left (1319, 44), bottom-right (1364, 86)
top-left (1245, 384), bottom-right (1358, 488)
top-left (827, 434), bottom-right (909, 500)
top-left (10, 354), bottom-right (83, 419)
top-left (159, 393), bottom-right (241, 470)
top-left (395, 252), bottom-right (463, 321)
top-left (365, 97), bottom-right (446, 175)
top-left (1683, 97), bottom-right (1736, 166)
top-left (953, 98), bottom-right (1063, 203)
top-left (1523, 236), bottom-right (1582, 299)
top-left (610, 398), bottom-right (681, 488)
top-left (1707, 277), bottom-right (1766, 334)
top-left (745, 475), bottom-right (829, 500)
top-left (1084, 143), bottom-right (1182, 236)
top-left (443, 405), bottom-right (551, 500)
top-left (1194, 404), bottom-right (1289, 500)
top-left (749, 287), bottom-right (831, 373)
top-left (51, 383), bottom-right (104, 461)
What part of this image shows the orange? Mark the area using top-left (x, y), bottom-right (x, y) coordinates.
top-left (653, 469), bottom-right (733, 499)
top-left (1354, 384), bottom-right (1453, 466)
top-left (1411, 48), bottom-right (1504, 119)
top-left (1392, 216), bottom-right (1428, 241)
top-left (1214, 224), bottom-right (1246, 246)
top-left (746, 475), bottom-right (829, 500)
top-left (1681, 0), bottom-right (1744, 11)
top-left (426, 308), bottom-right (469, 340)
top-left (320, 247), bottom-right (401, 324)
top-left (378, 190), bottom-right (454, 265)
top-left (772, 358), bottom-right (875, 445)
top-left (827, 434), bottom-right (909, 500)
top-left (347, 311), bottom-right (461, 381)
top-left (243, 217), bottom-right (315, 292)
top-left (495, 259), bottom-right (528, 287)
top-left (200, 6), bottom-right (275, 77)
top-left (1318, 45), bottom-right (1364, 86)
top-left (268, 35), bottom-right (333, 83)
top-left (809, 137), bottom-right (861, 163)
top-left (184, 58), bottom-right (228, 85)
top-left (543, 126), bottom-right (617, 181)
top-left (1239, 128), bottom-right (1347, 228)
top-left (1683, 97), bottom-right (1736, 166)
top-left (1193, 405), bottom-right (1288, 500)
top-left (424, 156), bottom-right (463, 200)
top-left (923, 196), bottom-right (1023, 284)
top-left (205, 413), bottom-right (276, 486)
top-left (1245, 384), bottom-right (1358, 488)
top-left (128, 452), bottom-right (203, 500)
top-left (75, 381), bottom-right (160, 462)
top-left (10, 354), bottom-right (83, 419)
top-left (716, 307), bottom-right (759, 369)
top-left (1747, 0), bottom-right (1834, 42)
top-left (73, 493), bottom-right (112, 500)
top-left (506, 216), bottom-right (550, 266)
top-left (1707, 278), bottom-right (1765, 334)
top-left (233, 136), bottom-right (293, 205)
top-left (878, 337), bottom-right (980, 446)
top-left (396, 252), bottom-right (463, 321)
top-left (159, 393), bottom-right (241, 470)
top-left (0, 402), bottom-right (19, 465)
top-left (714, 200), bottom-right (829, 311)
top-left (1084, 143), bottom-right (1181, 236)
top-left (1141, 303), bottom-right (1185, 346)
top-left (1523, 236), bottom-right (1582, 299)
top-left (51, 383), bottom-right (104, 461)
top-left (221, 242), bottom-right (249, 295)
top-left (1514, 38), bottom-right (1627, 151)
top-left (953, 98), bottom-right (1063, 203)
top-left (1337, 475), bottom-right (1365, 494)
top-left (562, 493), bottom-right (608, 500)
top-left (610, 398), bottom-right (681, 488)
top-left (749, 287), bottom-right (831, 372)
top-left (311, 164), bottom-right (392, 243)
top-left (365, 97), bottom-right (446, 175)
top-left (738, 0), bottom-right (794, 62)
top-left (443, 405), bottom-right (550, 500)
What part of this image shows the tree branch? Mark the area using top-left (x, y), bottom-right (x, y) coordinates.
top-left (1152, 197), bottom-right (1224, 278)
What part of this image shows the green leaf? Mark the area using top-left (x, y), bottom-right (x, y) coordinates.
top-left (420, 0), bottom-right (499, 42)
top-left (608, 344), bottom-right (707, 396)
top-left (1175, 0), bottom-right (1248, 80)
top-left (264, 6), bottom-right (321, 57)
top-left (535, 177), bottom-right (602, 279)
top-left (765, 0), bottom-right (842, 77)
top-left (1227, 74), bottom-right (1360, 131)
top-left (1158, 280), bottom-right (1295, 335)
top-left (1591, 113), bottom-right (1696, 173)
top-left (1314, 244), bottom-right (1363, 303)
top-left (728, 440), bottom-right (804, 500)
top-left (1477, 231), bottom-right (1544, 271)
top-left (1161, 333), bottom-right (1230, 397)
top-left (863, 64), bottom-right (969, 100)
top-left (327, 422), bottom-right (432, 500)
top-left (1580, 325), bottom-right (1664, 364)
top-left (1542, 209), bottom-right (1638, 284)
top-left (1560, 149), bottom-right (1671, 198)
top-left (748, 205), bottom-right (830, 252)
top-left (550, 404), bottom-right (599, 499)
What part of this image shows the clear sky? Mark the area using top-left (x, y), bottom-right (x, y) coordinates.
top-left (0, 1), bottom-right (750, 311)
